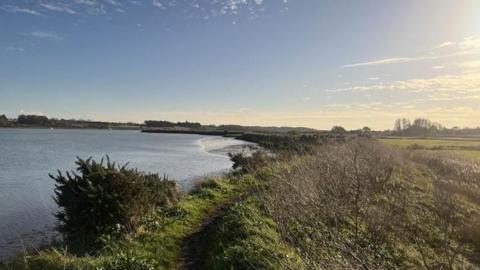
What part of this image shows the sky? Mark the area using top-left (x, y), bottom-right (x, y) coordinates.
top-left (1, 0), bottom-right (480, 130)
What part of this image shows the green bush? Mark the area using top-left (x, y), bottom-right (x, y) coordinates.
top-left (50, 157), bottom-right (180, 253)
top-left (228, 150), bottom-right (269, 174)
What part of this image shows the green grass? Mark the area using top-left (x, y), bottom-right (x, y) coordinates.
top-left (1, 176), bottom-right (248, 270)
top-left (449, 150), bottom-right (480, 159)
top-left (379, 137), bottom-right (480, 160)
top-left (204, 194), bottom-right (306, 270)
top-left (379, 137), bottom-right (480, 148)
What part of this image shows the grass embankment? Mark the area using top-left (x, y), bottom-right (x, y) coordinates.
top-left (202, 138), bottom-right (480, 269)
top-left (1, 176), bottom-right (252, 270)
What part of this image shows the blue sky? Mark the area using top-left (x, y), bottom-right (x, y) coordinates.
top-left (1, 0), bottom-right (480, 129)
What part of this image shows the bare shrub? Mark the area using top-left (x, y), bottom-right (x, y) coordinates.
top-left (260, 138), bottom-right (480, 269)
top-left (262, 138), bottom-right (407, 268)
top-left (409, 151), bottom-right (480, 268)
top-left (411, 151), bottom-right (480, 205)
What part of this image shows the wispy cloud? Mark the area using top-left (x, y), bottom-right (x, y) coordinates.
top-left (436, 41), bottom-right (456, 49)
top-left (74, 0), bottom-right (97, 6)
top-left (1, 0), bottom-right (276, 20)
top-left (152, 0), bottom-right (165, 9)
top-left (104, 0), bottom-right (120, 6)
top-left (1, 5), bottom-right (41, 16)
top-left (436, 35), bottom-right (480, 50)
top-left (40, 2), bottom-right (76, 14)
top-left (344, 35), bottom-right (480, 68)
top-left (5, 46), bottom-right (26, 53)
top-left (25, 31), bottom-right (62, 40)
top-left (343, 57), bottom-right (422, 68)
top-left (327, 73), bottom-right (480, 95)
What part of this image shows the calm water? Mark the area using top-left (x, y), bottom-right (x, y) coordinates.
top-left (0, 128), bottom-right (249, 258)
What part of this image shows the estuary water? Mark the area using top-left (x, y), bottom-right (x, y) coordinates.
top-left (0, 128), bottom-right (250, 258)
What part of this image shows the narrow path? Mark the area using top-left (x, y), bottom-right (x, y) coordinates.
top-left (176, 199), bottom-right (237, 270)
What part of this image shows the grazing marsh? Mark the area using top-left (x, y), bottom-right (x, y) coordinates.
top-left (379, 137), bottom-right (480, 160)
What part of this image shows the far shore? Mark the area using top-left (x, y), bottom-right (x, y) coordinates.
top-left (141, 128), bottom-right (244, 137)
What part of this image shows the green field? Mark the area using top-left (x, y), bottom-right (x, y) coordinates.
top-left (379, 137), bottom-right (480, 159)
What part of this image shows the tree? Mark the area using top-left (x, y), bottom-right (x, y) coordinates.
top-left (144, 120), bottom-right (202, 129)
top-left (394, 119), bottom-right (402, 132)
top-left (394, 118), bottom-right (411, 133)
top-left (360, 126), bottom-right (372, 137)
top-left (17, 114), bottom-right (50, 125)
top-left (0, 114), bottom-right (8, 126)
top-left (412, 118), bottom-right (432, 130)
top-left (331, 126), bottom-right (347, 134)
top-left (402, 118), bottom-right (411, 130)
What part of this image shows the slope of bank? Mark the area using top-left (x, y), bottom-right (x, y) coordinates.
top-left (201, 139), bottom-right (480, 269)
top-left (0, 176), bottom-right (249, 270)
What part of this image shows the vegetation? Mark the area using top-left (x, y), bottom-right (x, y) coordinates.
top-left (1, 173), bottom-right (248, 270)
top-left (393, 118), bottom-right (443, 136)
top-left (17, 115), bottom-right (50, 126)
top-left (331, 125), bottom-right (347, 134)
top-left (0, 114), bottom-right (141, 129)
top-left (2, 133), bottom-right (480, 269)
top-left (0, 115), bottom-right (8, 127)
top-left (1, 115), bottom-right (316, 134)
top-left (380, 137), bottom-right (480, 160)
top-left (204, 196), bottom-right (306, 269)
top-left (204, 138), bottom-right (480, 269)
top-left (143, 121), bottom-right (319, 134)
top-left (236, 132), bottom-right (341, 154)
top-left (389, 117), bottom-right (480, 138)
top-left (50, 157), bottom-right (180, 253)
top-left (143, 121), bottom-right (201, 129)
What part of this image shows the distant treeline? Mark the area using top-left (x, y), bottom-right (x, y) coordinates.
top-left (1, 115), bottom-right (318, 134)
top-left (389, 117), bottom-right (480, 137)
top-left (144, 120), bottom-right (202, 129)
top-left (213, 124), bottom-right (317, 134)
top-left (143, 120), bottom-right (318, 134)
top-left (4, 114), bottom-right (477, 137)
top-left (0, 114), bottom-right (141, 129)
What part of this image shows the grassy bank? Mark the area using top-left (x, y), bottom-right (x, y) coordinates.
top-left (203, 138), bottom-right (480, 269)
top-left (1, 175), bottom-right (252, 270)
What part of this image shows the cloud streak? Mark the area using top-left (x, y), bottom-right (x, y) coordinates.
top-left (344, 35), bottom-right (480, 68)
top-left (1, 5), bottom-right (42, 16)
top-left (327, 73), bottom-right (480, 97)
top-left (343, 57), bottom-right (422, 68)
top-left (40, 2), bottom-right (76, 14)
top-left (1, 0), bottom-right (275, 19)
top-left (25, 31), bottom-right (62, 40)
